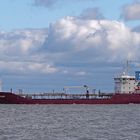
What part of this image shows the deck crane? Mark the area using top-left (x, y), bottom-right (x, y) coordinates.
top-left (63, 85), bottom-right (95, 94)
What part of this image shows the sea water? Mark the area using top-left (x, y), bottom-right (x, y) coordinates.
top-left (0, 104), bottom-right (140, 140)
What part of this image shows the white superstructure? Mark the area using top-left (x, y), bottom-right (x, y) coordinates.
top-left (114, 72), bottom-right (138, 94)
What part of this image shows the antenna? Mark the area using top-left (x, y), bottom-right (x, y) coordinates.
top-left (125, 60), bottom-right (131, 75)
top-left (126, 60), bottom-right (129, 75)
top-left (0, 80), bottom-right (2, 92)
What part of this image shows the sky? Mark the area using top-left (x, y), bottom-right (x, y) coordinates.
top-left (0, 0), bottom-right (140, 93)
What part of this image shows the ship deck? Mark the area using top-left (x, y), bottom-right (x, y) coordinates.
top-left (18, 92), bottom-right (113, 99)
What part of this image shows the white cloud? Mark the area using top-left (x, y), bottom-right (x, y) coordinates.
top-left (0, 29), bottom-right (47, 56)
top-left (0, 61), bottom-right (58, 75)
top-left (1, 14), bottom-right (140, 92)
top-left (42, 17), bottom-right (140, 65)
top-left (27, 62), bottom-right (58, 74)
top-left (0, 29), bottom-right (59, 75)
top-left (122, 2), bottom-right (140, 21)
top-left (76, 71), bottom-right (87, 76)
top-left (1, 17), bottom-right (140, 78)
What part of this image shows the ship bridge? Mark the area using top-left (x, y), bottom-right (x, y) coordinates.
top-left (114, 73), bottom-right (138, 94)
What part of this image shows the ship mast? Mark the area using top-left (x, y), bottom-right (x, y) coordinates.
top-left (0, 80), bottom-right (2, 92)
top-left (124, 60), bottom-right (131, 75)
top-left (126, 60), bottom-right (129, 75)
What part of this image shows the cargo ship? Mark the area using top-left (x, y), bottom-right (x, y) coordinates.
top-left (1, 68), bottom-right (140, 104)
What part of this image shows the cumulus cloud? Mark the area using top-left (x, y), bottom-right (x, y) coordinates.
top-left (0, 29), bottom-right (59, 75)
top-left (0, 61), bottom-right (57, 75)
top-left (1, 16), bottom-right (140, 78)
top-left (75, 71), bottom-right (87, 76)
top-left (122, 2), bottom-right (140, 21)
top-left (0, 29), bottom-right (47, 56)
top-left (1, 14), bottom-right (140, 91)
top-left (42, 17), bottom-right (140, 68)
top-left (3, 1), bottom-right (140, 91)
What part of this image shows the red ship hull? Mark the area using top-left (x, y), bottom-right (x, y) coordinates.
top-left (1, 92), bottom-right (140, 104)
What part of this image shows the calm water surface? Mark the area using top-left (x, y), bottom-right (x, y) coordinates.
top-left (0, 104), bottom-right (140, 140)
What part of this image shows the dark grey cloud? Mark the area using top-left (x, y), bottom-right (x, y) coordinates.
top-left (132, 25), bottom-right (140, 32)
top-left (33, 0), bottom-right (94, 8)
top-left (121, 2), bottom-right (140, 21)
top-left (33, 0), bottom-right (57, 7)
top-left (79, 7), bottom-right (104, 20)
